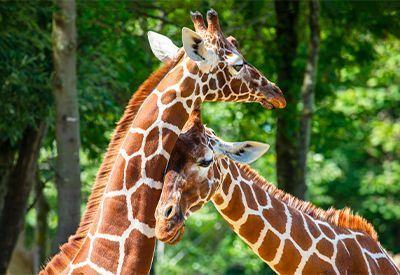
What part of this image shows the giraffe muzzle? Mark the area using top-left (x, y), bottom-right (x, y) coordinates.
top-left (260, 84), bottom-right (286, 109)
top-left (155, 203), bottom-right (186, 244)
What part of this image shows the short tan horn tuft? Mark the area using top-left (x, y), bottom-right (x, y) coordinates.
top-left (206, 9), bottom-right (221, 33)
top-left (190, 11), bottom-right (206, 32)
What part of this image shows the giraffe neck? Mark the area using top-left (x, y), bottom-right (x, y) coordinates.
top-left (67, 57), bottom-right (200, 274)
top-left (212, 159), bottom-right (399, 274)
top-left (41, 57), bottom-right (183, 275)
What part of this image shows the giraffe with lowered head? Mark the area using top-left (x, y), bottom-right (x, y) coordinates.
top-left (42, 10), bottom-right (286, 274)
top-left (155, 109), bottom-right (399, 274)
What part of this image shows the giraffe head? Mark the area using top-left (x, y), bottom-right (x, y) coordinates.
top-left (148, 9), bottom-right (286, 109)
top-left (155, 110), bottom-right (269, 244)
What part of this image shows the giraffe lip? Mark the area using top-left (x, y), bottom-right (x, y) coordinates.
top-left (260, 95), bottom-right (286, 109)
top-left (260, 85), bottom-right (286, 109)
top-left (260, 100), bottom-right (274, 110)
top-left (165, 225), bottom-right (185, 245)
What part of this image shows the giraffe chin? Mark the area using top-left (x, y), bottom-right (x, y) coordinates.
top-left (260, 100), bottom-right (274, 110)
top-left (260, 97), bottom-right (286, 109)
top-left (162, 225), bottom-right (185, 245)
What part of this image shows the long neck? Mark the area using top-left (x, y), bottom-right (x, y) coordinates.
top-left (67, 60), bottom-right (197, 274)
top-left (212, 159), bottom-right (398, 274)
top-left (41, 58), bottom-right (181, 274)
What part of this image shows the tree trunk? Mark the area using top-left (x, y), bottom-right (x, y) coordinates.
top-left (274, 0), bottom-right (321, 199)
top-left (34, 172), bottom-right (49, 273)
top-left (0, 140), bottom-right (15, 214)
top-left (0, 122), bottom-right (46, 273)
top-left (274, 0), bottom-right (303, 197)
top-left (298, 0), bottom-right (321, 197)
top-left (51, 0), bottom-right (81, 253)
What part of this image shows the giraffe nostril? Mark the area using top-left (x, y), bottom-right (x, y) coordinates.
top-left (164, 205), bottom-right (174, 219)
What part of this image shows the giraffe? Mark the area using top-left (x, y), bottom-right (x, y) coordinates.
top-left (42, 10), bottom-right (286, 275)
top-left (155, 110), bottom-right (399, 274)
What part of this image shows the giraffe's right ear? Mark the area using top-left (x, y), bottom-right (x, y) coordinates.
top-left (182, 27), bottom-right (209, 62)
top-left (148, 31), bottom-right (179, 62)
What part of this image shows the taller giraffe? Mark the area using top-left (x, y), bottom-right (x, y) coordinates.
top-left (155, 111), bottom-right (399, 274)
top-left (42, 10), bottom-right (286, 274)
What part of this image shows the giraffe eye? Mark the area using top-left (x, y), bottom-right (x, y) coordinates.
top-left (198, 158), bottom-right (212, 167)
top-left (233, 64), bottom-right (243, 72)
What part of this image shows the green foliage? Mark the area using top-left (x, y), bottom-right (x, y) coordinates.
top-left (0, 2), bottom-right (52, 144)
top-left (309, 36), bottom-right (400, 253)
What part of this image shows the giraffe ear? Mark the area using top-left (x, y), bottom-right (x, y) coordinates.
top-left (148, 31), bottom-right (179, 62)
top-left (182, 27), bottom-right (209, 62)
top-left (215, 141), bottom-right (270, 164)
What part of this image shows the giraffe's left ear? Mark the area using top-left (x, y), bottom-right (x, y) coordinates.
top-left (148, 31), bottom-right (180, 62)
top-left (214, 141), bottom-right (270, 164)
top-left (182, 27), bottom-right (209, 62)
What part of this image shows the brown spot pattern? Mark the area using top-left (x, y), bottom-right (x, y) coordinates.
top-left (161, 102), bottom-right (189, 129)
top-left (263, 199), bottom-right (287, 234)
top-left (302, 253), bottom-right (336, 274)
top-left (341, 239), bottom-right (369, 273)
top-left (180, 77), bottom-right (195, 97)
top-left (143, 127), bottom-right (159, 157)
top-left (240, 182), bottom-right (258, 211)
top-left (161, 90), bottom-right (177, 105)
top-left (130, 185), bottom-right (161, 225)
top-left (239, 215), bottom-right (264, 244)
top-left (121, 230), bottom-right (156, 274)
top-left (290, 211), bottom-right (312, 251)
top-left (158, 67), bottom-right (183, 91)
top-left (145, 155), bottom-right (168, 180)
top-left (320, 224), bottom-right (336, 239)
top-left (98, 196), bottom-right (130, 236)
top-left (304, 214), bottom-right (322, 239)
top-left (258, 230), bottom-right (280, 262)
top-left (316, 238), bottom-right (334, 258)
top-left (90, 238), bottom-right (120, 274)
top-left (274, 240), bottom-right (302, 274)
top-left (220, 185), bottom-right (245, 221)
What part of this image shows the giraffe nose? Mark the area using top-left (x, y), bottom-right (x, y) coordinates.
top-left (163, 204), bottom-right (176, 219)
top-left (261, 84), bottom-right (286, 109)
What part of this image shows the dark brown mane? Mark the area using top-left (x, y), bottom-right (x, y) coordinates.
top-left (42, 51), bottom-right (184, 274)
top-left (237, 163), bottom-right (378, 241)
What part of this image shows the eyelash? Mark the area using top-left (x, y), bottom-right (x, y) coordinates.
top-left (198, 159), bottom-right (212, 167)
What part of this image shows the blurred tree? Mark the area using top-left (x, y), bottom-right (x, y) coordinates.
top-left (0, 122), bottom-right (46, 273)
top-left (274, 0), bottom-right (304, 198)
top-left (298, 0), bottom-right (320, 198)
top-left (51, 0), bottom-right (81, 252)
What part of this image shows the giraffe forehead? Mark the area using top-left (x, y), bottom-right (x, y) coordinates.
top-left (178, 132), bottom-right (209, 158)
top-left (202, 33), bottom-right (236, 58)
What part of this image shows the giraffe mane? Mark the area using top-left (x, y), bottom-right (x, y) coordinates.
top-left (42, 51), bottom-right (184, 273)
top-left (236, 163), bottom-right (378, 241)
